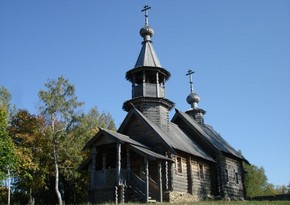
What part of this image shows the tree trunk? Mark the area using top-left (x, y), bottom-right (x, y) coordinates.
top-left (53, 143), bottom-right (62, 205)
top-left (51, 117), bottom-right (62, 205)
top-left (7, 169), bottom-right (10, 205)
top-left (29, 188), bottom-right (35, 205)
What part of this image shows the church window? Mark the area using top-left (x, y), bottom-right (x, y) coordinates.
top-left (199, 164), bottom-right (204, 179)
top-left (225, 169), bottom-right (229, 183)
top-left (235, 171), bottom-right (239, 184)
top-left (176, 157), bottom-right (183, 173)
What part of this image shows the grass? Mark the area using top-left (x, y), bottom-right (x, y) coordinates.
top-left (99, 201), bottom-right (290, 205)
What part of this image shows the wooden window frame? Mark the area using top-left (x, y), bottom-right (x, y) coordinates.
top-left (225, 168), bottom-right (229, 183)
top-left (198, 164), bottom-right (204, 180)
top-left (176, 157), bottom-right (183, 174)
top-left (235, 170), bottom-right (239, 184)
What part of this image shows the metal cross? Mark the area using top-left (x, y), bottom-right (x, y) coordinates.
top-left (186, 69), bottom-right (195, 93)
top-left (141, 4), bottom-right (151, 26)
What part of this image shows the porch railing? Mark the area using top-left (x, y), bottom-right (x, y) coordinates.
top-left (92, 169), bottom-right (127, 188)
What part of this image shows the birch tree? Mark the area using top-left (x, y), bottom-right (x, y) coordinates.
top-left (0, 86), bottom-right (17, 205)
top-left (38, 76), bottom-right (83, 205)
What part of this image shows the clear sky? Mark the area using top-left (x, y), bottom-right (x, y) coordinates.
top-left (0, 1), bottom-right (289, 186)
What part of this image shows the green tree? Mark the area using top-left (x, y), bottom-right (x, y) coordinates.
top-left (245, 164), bottom-right (268, 197)
top-left (264, 183), bottom-right (277, 196)
top-left (0, 108), bottom-right (18, 205)
top-left (0, 86), bottom-right (11, 110)
top-left (38, 76), bottom-right (83, 205)
top-left (9, 110), bottom-right (51, 205)
top-left (0, 86), bottom-right (17, 205)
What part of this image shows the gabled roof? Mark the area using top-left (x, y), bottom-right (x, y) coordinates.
top-left (118, 107), bottom-right (176, 154)
top-left (129, 145), bottom-right (173, 162)
top-left (79, 127), bottom-right (173, 171)
top-left (83, 127), bottom-right (146, 150)
top-left (167, 122), bottom-right (214, 162)
top-left (173, 109), bottom-right (248, 162)
top-left (118, 107), bottom-right (215, 162)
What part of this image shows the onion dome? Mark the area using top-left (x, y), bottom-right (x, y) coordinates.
top-left (187, 92), bottom-right (200, 105)
top-left (140, 25), bottom-right (154, 41)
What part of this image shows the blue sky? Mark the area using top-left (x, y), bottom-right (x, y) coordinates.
top-left (0, 1), bottom-right (289, 186)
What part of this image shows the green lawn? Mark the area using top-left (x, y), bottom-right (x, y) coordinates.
top-left (101, 201), bottom-right (290, 205)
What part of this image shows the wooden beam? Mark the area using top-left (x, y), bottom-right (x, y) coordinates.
top-left (116, 143), bottom-right (121, 186)
top-left (165, 152), bottom-right (169, 190)
top-left (127, 146), bottom-right (131, 183)
top-left (90, 147), bottom-right (97, 188)
top-left (144, 158), bottom-right (149, 202)
top-left (102, 151), bottom-right (106, 170)
top-left (170, 155), bottom-right (175, 191)
top-left (158, 161), bottom-right (163, 202)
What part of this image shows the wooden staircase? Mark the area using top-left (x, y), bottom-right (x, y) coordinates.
top-left (125, 171), bottom-right (158, 203)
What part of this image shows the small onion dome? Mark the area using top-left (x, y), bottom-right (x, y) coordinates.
top-left (187, 92), bottom-right (200, 105)
top-left (140, 25), bottom-right (154, 40)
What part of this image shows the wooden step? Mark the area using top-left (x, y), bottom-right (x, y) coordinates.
top-left (148, 199), bottom-right (157, 203)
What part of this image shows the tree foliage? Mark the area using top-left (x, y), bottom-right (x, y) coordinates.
top-left (0, 79), bottom-right (116, 204)
top-left (245, 163), bottom-right (290, 197)
top-left (245, 164), bottom-right (268, 197)
top-left (38, 76), bottom-right (84, 205)
top-left (0, 108), bottom-right (17, 180)
top-left (0, 86), bottom-right (11, 110)
top-left (8, 110), bottom-right (51, 204)
top-left (0, 86), bottom-right (18, 205)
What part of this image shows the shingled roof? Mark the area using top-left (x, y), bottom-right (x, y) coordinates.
top-left (173, 109), bottom-right (248, 162)
top-left (119, 107), bottom-right (215, 162)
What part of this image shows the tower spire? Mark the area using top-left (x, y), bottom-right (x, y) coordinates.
top-left (123, 5), bottom-right (174, 131)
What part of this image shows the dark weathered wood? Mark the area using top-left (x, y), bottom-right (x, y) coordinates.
top-left (89, 148), bottom-right (97, 189)
top-left (187, 156), bottom-right (193, 194)
top-left (219, 156), bottom-right (245, 199)
top-left (158, 161), bottom-right (163, 202)
top-left (102, 151), bottom-right (106, 170)
top-left (144, 158), bottom-right (149, 202)
top-left (116, 143), bottom-right (121, 186)
top-left (127, 147), bottom-right (131, 183)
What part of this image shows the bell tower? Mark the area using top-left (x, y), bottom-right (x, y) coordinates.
top-left (123, 5), bottom-right (174, 131)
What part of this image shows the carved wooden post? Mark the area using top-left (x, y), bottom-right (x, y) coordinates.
top-left (102, 151), bottom-right (106, 170)
top-left (127, 147), bottom-right (131, 183)
top-left (90, 147), bottom-right (97, 188)
top-left (116, 143), bottom-right (121, 186)
top-left (143, 71), bottom-right (146, 95)
top-left (103, 151), bottom-right (107, 184)
top-left (158, 161), bottom-right (163, 202)
top-left (132, 74), bottom-right (136, 97)
top-left (156, 72), bottom-right (159, 97)
top-left (144, 158), bottom-right (149, 202)
top-left (165, 153), bottom-right (169, 190)
top-left (170, 155), bottom-right (175, 191)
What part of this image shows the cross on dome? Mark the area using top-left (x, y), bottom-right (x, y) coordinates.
top-left (186, 69), bottom-right (195, 93)
top-left (141, 4), bottom-right (151, 26)
top-left (186, 69), bottom-right (200, 109)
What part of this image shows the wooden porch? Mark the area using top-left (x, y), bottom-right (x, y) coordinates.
top-left (87, 142), bottom-right (168, 203)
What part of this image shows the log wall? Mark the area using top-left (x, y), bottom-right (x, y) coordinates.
top-left (122, 115), bottom-right (165, 152)
top-left (218, 155), bottom-right (245, 200)
top-left (169, 153), bottom-right (216, 198)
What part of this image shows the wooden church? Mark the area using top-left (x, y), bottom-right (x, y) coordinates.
top-left (79, 5), bottom-right (249, 204)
